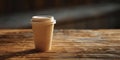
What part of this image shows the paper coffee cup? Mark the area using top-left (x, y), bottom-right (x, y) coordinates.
top-left (31, 16), bottom-right (56, 52)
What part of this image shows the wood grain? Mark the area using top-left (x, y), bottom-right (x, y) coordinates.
top-left (0, 29), bottom-right (120, 60)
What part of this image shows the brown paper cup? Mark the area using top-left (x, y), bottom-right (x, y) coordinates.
top-left (31, 16), bottom-right (56, 52)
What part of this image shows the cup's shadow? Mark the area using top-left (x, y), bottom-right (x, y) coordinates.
top-left (0, 49), bottom-right (40, 60)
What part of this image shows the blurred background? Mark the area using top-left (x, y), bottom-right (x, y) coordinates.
top-left (0, 0), bottom-right (119, 29)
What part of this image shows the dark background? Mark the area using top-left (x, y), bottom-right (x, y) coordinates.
top-left (0, 0), bottom-right (120, 29)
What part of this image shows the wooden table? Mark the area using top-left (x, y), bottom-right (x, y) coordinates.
top-left (0, 29), bottom-right (120, 60)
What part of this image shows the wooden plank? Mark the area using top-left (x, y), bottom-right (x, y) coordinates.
top-left (0, 29), bottom-right (120, 60)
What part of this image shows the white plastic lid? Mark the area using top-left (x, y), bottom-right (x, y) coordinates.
top-left (32, 16), bottom-right (56, 24)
